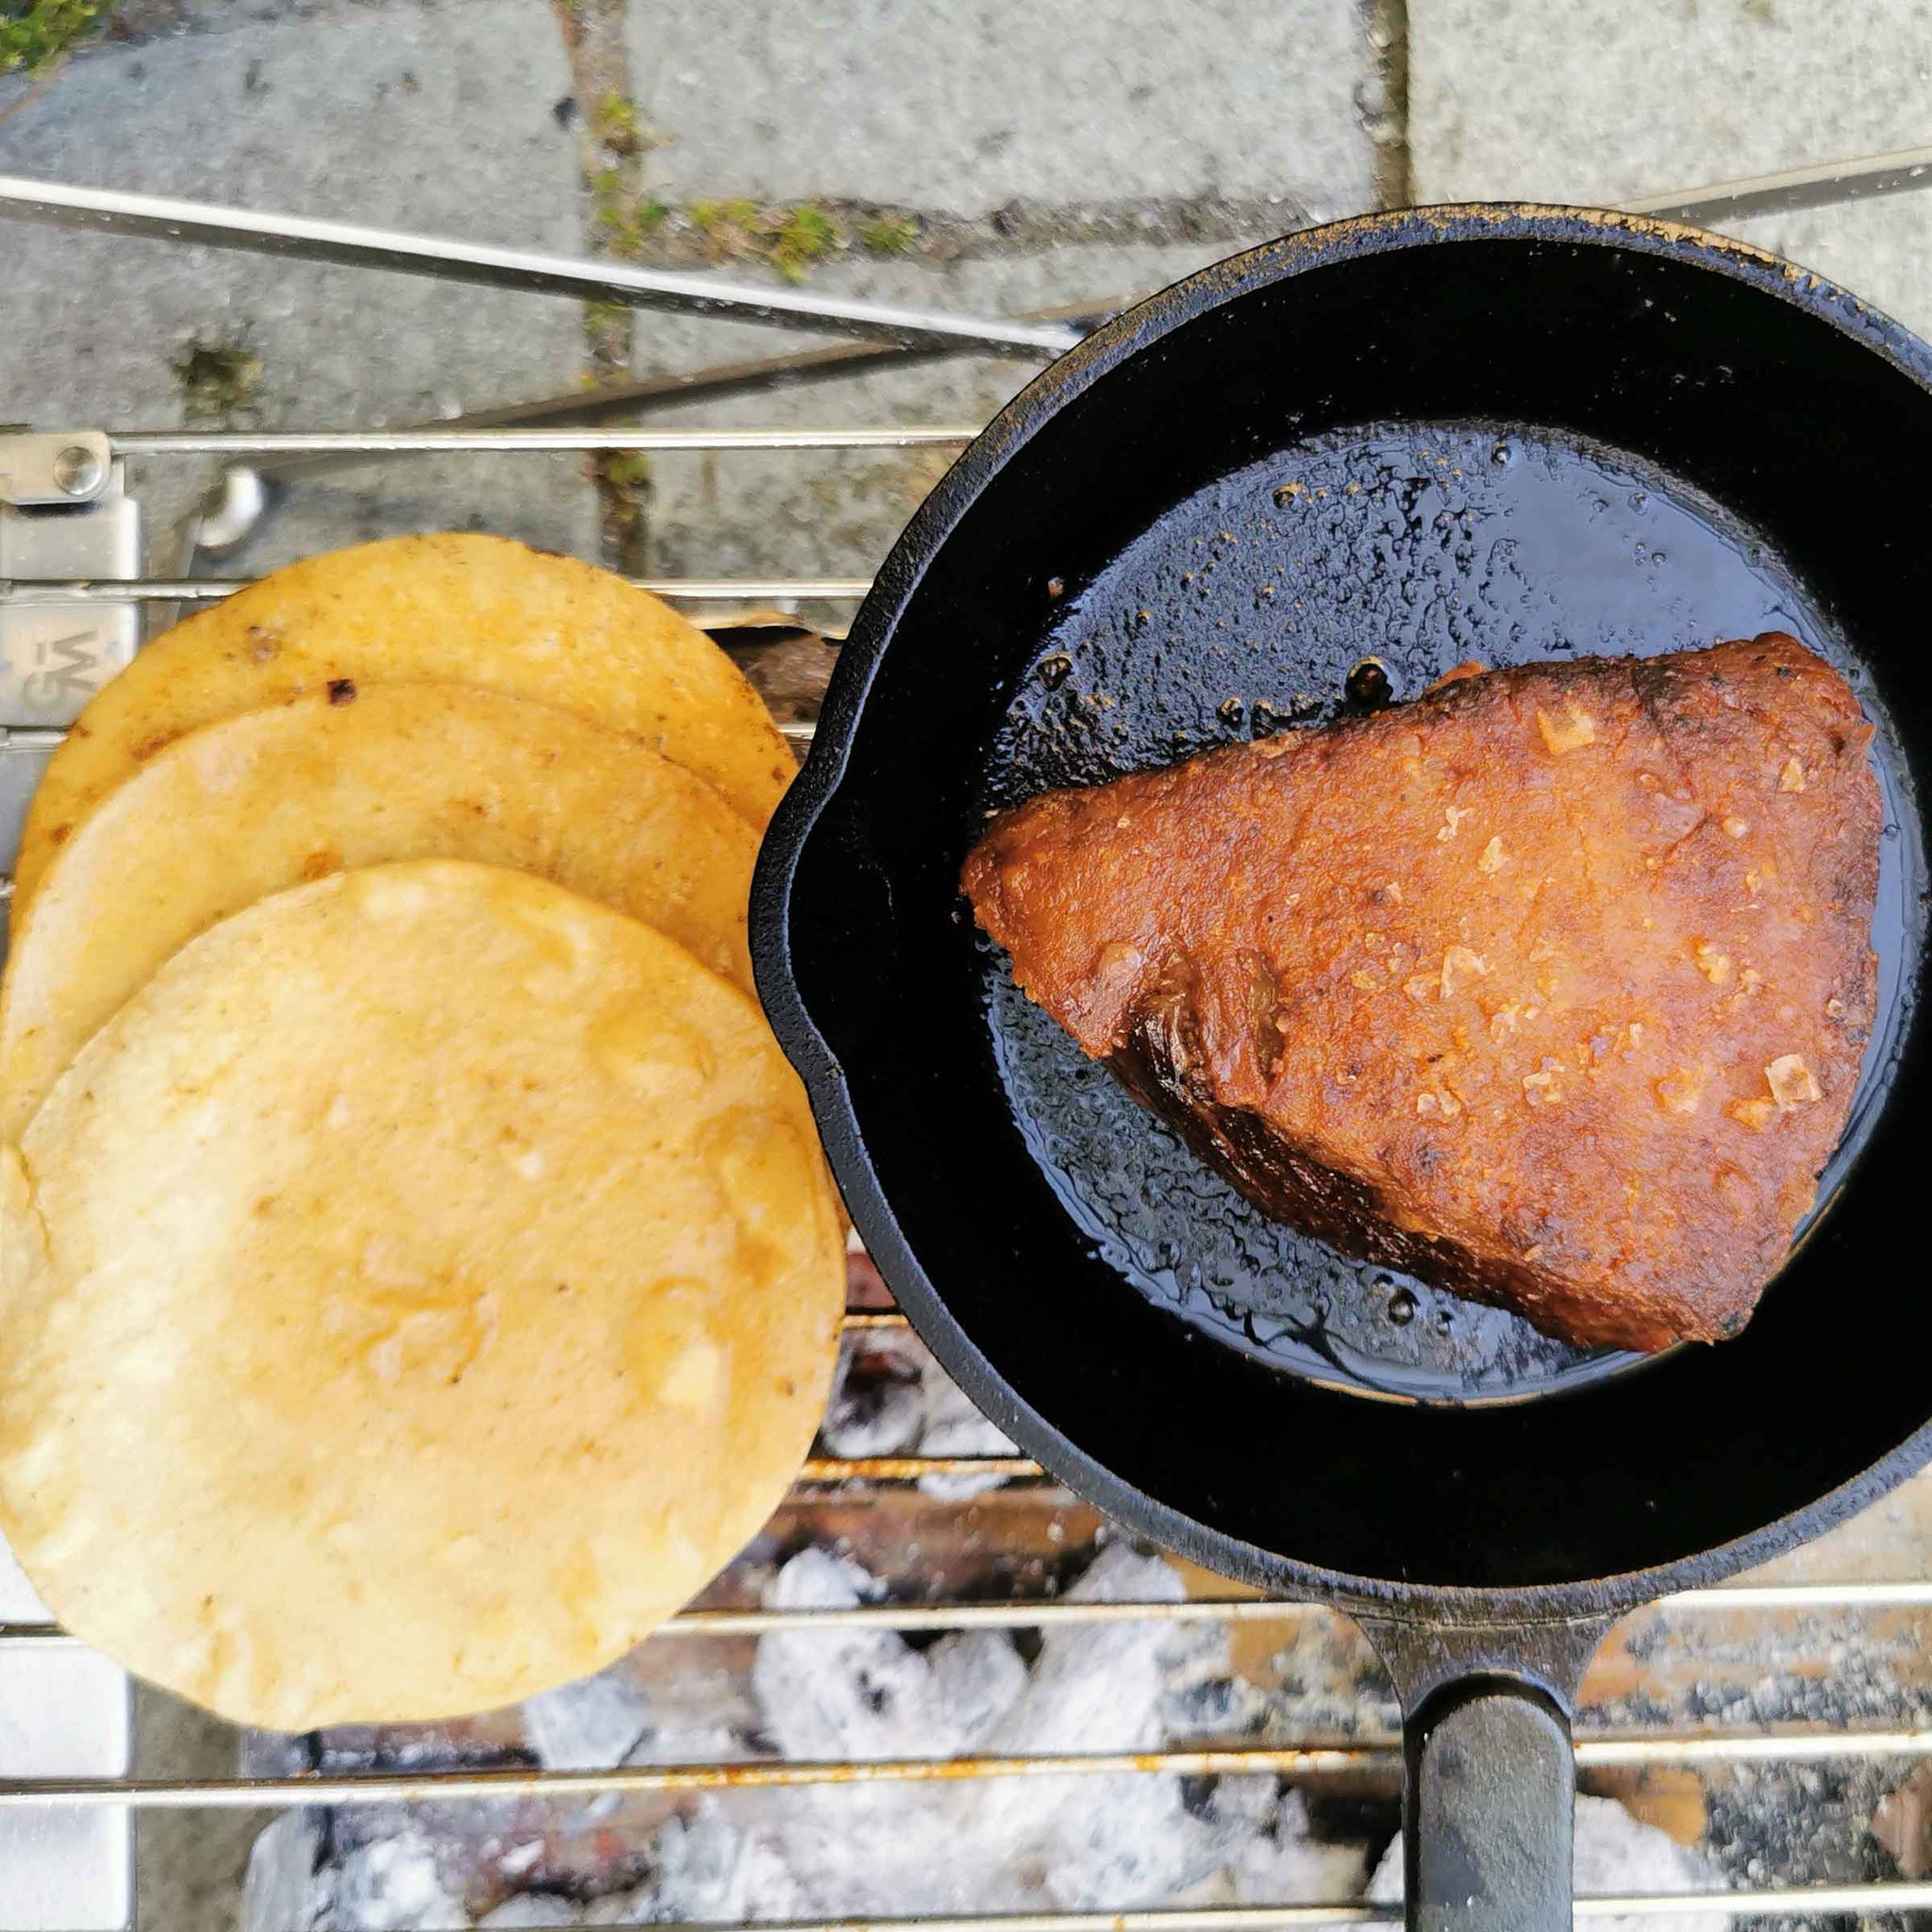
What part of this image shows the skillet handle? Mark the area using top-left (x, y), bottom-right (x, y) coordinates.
top-left (1404, 1677), bottom-right (1573, 1932)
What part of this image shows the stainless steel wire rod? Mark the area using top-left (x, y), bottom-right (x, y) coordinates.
top-left (0, 176), bottom-right (1085, 358)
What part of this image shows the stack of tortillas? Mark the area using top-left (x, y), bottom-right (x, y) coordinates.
top-left (0, 533), bottom-right (844, 1731)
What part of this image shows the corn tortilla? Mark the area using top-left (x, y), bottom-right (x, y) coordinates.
top-left (0, 860), bottom-right (842, 1729)
top-left (0, 682), bottom-right (758, 1139)
top-left (12, 532), bottom-right (793, 913)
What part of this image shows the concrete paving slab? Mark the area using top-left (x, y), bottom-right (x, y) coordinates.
top-left (0, 0), bottom-right (598, 560)
top-left (131, 1688), bottom-right (257, 1932)
top-left (625, 0), bottom-right (1374, 220)
top-left (2, 0), bottom-right (1381, 591)
top-left (0, 11), bottom-right (1383, 1931)
top-left (1727, 192), bottom-right (1932, 341)
top-left (218, 235), bottom-right (1252, 627)
top-left (1407, 0), bottom-right (1932, 397)
top-left (1410, 0), bottom-right (1932, 206)
top-left (574, 238), bottom-right (1260, 607)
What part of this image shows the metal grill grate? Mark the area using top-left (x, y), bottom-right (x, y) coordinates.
top-left (6, 147), bottom-right (1932, 1927)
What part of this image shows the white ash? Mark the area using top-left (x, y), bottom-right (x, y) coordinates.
top-left (497, 1841), bottom-right (545, 1880)
top-left (573, 1806), bottom-right (808, 1925)
top-left (753, 1544), bottom-right (1030, 1757)
top-left (521, 1667), bottom-right (653, 1773)
top-left (476, 1896), bottom-right (580, 1928)
top-left (244, 1539), bottom-right (1369, 1927)
top-left (323, 1826), bottom-right (469, 1930)
top-left (819, 1328), bottom-right (1020, 1498)
top-left (915, 1372), bottom-right (1021, 1500)
top-left (242, 1813), bottom-right (329, 1932)
top-left (1229, 1788), bottom-right (1373, 1907)
top-left (819, 1330), bottom-right (925, 1457)
top-left (620, 1659), bottom-right (756, 1769)
top-left (519, 1645), bottom-right (755, 1790)
top-left (243, 1810), bottom-right (475, 1932)
top-left (1368, 1792), bottom-right (1733, 1930)
top-left (702, 1538), bottom-right (1362, 1920)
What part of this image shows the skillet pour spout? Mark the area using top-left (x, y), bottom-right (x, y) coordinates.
top-left (753, 204), bottom-right (1932, 1929)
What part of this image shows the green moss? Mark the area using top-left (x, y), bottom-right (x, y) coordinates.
top-left (595, 90), bottom-right (644, 153)
top-left (857, 212), bottom-right (919, 257)
top-left (597, 92), bottom-right (638, 135)
top-left (689, 197), bottom-right (758, 237)
top-left (1, 0), bottom-right (116, 76)
top-left (685, 200), bottom-right (842, 278)
top-left (597, 188), bottom-right (847, 282)
top-left (170, 334), bottom-right (264, 427)
top-left (596, 195), bottom-right (664, 258)
top-left (770, 203), bottom-right (838, 281)
top-left (601, 451), bottom-right (652, 492)
top-left (587, 145), bottom-right (667, 260)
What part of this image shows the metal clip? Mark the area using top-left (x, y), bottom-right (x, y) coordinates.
top-left (0, 430), bottom-right (112, 508)
top-left (0, 431), bottom-right (141, 731)
top-left (0, 429), bottom-right (142, 873)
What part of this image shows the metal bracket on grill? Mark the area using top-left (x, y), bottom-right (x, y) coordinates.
top-left (0, 431), bottom-right (140, 724)
top-left (4, 139), bottom-right (1932, 1920)
top-left (0, 430), bottom-right (142, 885)
top-left (0, 437), bottom-right (140, 1927)
top-left (0, 432), bottom-right (141, 927)
top-left (0, 430), bottom-right (112, 508)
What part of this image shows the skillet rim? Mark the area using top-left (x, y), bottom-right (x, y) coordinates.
top-left (751, 200), bottom-right (1932, 1623)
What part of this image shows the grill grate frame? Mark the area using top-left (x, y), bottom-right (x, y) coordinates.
top-left (5, 146), bottom-right (1932, 1925)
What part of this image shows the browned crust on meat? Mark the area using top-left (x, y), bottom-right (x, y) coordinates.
top-left (963, 636), bottom-right (1882, 1352)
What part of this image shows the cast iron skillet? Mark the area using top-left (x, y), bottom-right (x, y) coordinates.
top-left (751, 206), bottom-right (1932, 1928)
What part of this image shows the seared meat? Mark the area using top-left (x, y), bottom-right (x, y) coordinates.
top-left (963, 636), bottom-right (1881, 1352)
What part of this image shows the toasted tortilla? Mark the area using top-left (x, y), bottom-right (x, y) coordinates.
top-left (11, 532), bottom-right (793, 913)
top-left (0, 861), bottom-right (842, 1729)
top-left (0, 682), bottom-right (758, 1139)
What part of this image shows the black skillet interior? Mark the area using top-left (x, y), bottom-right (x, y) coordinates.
top-left (758, 208), bottom-right (1932, 1608)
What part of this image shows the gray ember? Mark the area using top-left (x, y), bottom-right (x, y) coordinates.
top-left (235, 1278), bottom-right (1926, 1928)
top-left (1369, 1795), bottom-right (1732, 1930)
top-left (817, 1326), bottom-right (1020, 1498)
top-left (242, 1538), bottom-right (1377, 1928)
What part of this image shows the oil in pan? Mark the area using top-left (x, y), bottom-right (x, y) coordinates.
top-left (981, 419), bottom-right (1920, 1407)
